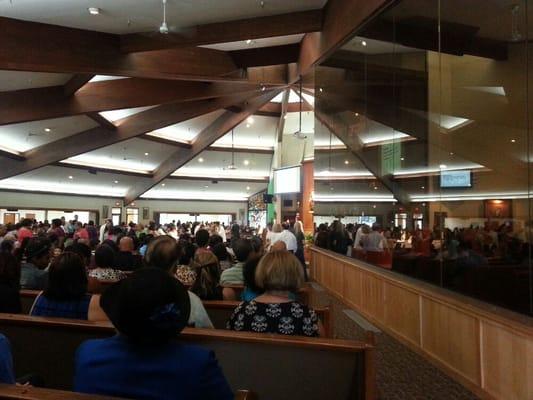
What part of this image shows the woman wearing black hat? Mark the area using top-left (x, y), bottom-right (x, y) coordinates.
top-left (20, 237), bottom-right (50, 290)
top-left (74, 268), bottom-right (233, 400)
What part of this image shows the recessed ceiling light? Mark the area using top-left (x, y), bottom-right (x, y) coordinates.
top-left (162, 183), bottom-right (166, 187)
top-left (400, 157), bottom-right (405, 161)
top-left (283, 115), bottom-right (287, 119)
top-left (246, 123), bottom-right (250, 128)
top-left (439, 164), bottom-right (447, 169)
top-left (421, 186), bottom-right (425, 189)
top-left (374, 186), bottom-right (378, 190)
top-left (88, 7), bottom-right (101, 15)
top-left (355, 112), bottom-right (359, 117)
top-left (246, 186), bottom-right (250, 190)
top-left (198, 157), bottom-right (204, 163)
top-left (361, 40), bottom-right (367, 47)
top-left (319, 88), bottom-right (323, 92)
top-left (344, 160), bottom-right (349, 165)
top-left (372, 204), bottom-right (376, 208)
top-left (68, 175), bottom-right (73, 180)
top-left (450, 152), bottom-right (454, 155)
top-left (246, 117), bottom-right (254, 124)
top-left (243, 159), bottom-right (250, 166)
top-left (246, 39), bottom-right (254, 45)
top-left (114, 180), bottom-right (118, 184)
top-left (204, 185), bottom-right (209, 188)
top-left (44, 128), bottom-right (51, 132)
top-left (511, 139), bottom-right (516, 143)
top-left (144, 152), bottom-right (149, 156)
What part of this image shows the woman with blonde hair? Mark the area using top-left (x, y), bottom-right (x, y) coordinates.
top-left (227, 250), bottom-right (322, 337)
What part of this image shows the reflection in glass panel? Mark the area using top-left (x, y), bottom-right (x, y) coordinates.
top-left (313, 0), bottom-right (532, 316)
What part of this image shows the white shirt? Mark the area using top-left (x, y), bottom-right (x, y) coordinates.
top-left (217, 226), bottom-right (227, 242)
top-left (362, 231), bottom-right (387, 252)
top-left (277, 229), bottom-right (298, 252)
top-left (188, 291), bottom-right (213, 329)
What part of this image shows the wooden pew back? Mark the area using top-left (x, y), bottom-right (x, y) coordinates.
top-left (0, 314), bottom-right (372, 400)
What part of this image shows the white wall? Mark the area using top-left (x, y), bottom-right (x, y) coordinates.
top-left (0, 191), bottom-right (247, 225)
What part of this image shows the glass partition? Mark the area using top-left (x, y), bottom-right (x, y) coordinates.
top-left (314, 0), bottom-right (533, 316)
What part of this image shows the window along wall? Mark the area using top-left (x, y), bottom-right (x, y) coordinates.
top-left (314, 0), bottom-right (533, 316)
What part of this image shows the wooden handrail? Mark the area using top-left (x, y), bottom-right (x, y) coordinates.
top-left (0, 384), bottom-right (256, 400)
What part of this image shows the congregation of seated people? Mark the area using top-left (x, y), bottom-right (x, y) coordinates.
top-left (0, 216), bottom-right (318, 399)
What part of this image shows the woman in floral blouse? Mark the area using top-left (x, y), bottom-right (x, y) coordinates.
top-left (227, 250), bottom-right (322, 337)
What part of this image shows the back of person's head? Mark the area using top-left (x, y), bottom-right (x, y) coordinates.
top-left (95, 244), bottom-right (115, 269)
top-left (51, 219), bottom-right (62, 228)
top-left (144, 235), bottom-right (180, 271)
top-left (0, 239), bottom-right (15, 255)
top-left (20, 218), bottom-right (32, 228)
top-left (271, 240), bottom-right (287, 252)
top-left (208, 234), bottom-right (223, 248)
top-left (372, 223), bottom-right (381, 232)
top-left (101, 268), bottom-right (190, 344)
top-left (242, 256), bottom-right (263, 295)
top-left (233, 239), bottom-right (252, 262)
top-left (102, 239), bottom-right (119, 252)
top-left (272, 223), bottom-right (283, 233)
top-left (191, 252), bottom-right (220, 299)
top-left (119, 236), bottom-right (134, 253)
top-left (24, 237), bottom-right (51, 264)
top-left (255, 250), bottom-right (303, 292)
top-left (250, 236), bottom-right (263, 256)
top-left (195, 229), bottom-right (209, 248)
top-left (0, 252), bottom-right (20, 287)
top-left (64, 242), bottom-right (91, 266)
top-left (44, 252), bottom-right (88, 301)
top-left (282, 222), bottom-right (290, 230)
top-left (178, 241), bottom-right (195, 266)
top-left (211, 243), bottom-right (229, 261)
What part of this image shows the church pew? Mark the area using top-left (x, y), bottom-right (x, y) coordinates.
top-left (19, 290), bottom-right (39, 314)
top-left (203, 300), bottom-right (332, 337)
top-left (221, 284), bottom-right (311, 304)
top-left (0, 314), bottom-right (374, 400)
top-left (0, 384), bottom-right (256, 400)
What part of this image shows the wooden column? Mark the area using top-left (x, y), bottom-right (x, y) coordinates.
top-left (300, 160), bottom-right (314, 234)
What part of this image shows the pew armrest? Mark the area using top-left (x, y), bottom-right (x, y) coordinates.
top-left (235, 390), bottom-right (257, 400)
top-left (0, 384), bottom-right (127, 399)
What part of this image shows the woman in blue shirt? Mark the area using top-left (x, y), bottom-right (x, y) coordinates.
top-left (74, 268), bottom-right (233, 400)
top-left (31, 252), bottom-right (93, 320)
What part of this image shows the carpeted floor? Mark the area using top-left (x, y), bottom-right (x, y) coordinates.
top-left (308, 283), bottom-right (479, 400)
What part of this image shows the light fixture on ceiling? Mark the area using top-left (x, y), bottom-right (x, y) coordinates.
top-left (344, 160), bottom-right (349, 165)
top-left (243, 159), bottom-right (250, 166)
top-left (293, 78), bottom-right (311, 139)
top-left (511, 139), bottom-right (516, 143)
top-left (159, 0), bottom-right (169, 34)
top-left (88, 7), bottom-right (101, 15)
top-left (114, 180), bottom-right (119, 184)
top-left (439, 164), bottom-right (447, 169)
top-left (198, 157), bottom-right (204, 163)
top-left (44, 128), bottom-right (52, 133)
top-left (400, 157), bottom-right (405, 161)
top-left (246, 186), bottom-right (250, 191)
top-left (246, 39), bottom-right (255, 45)
top-left (144, 152), bottom-right (149, 156)
top-left (204, 185), bottom-right (209, 188)
top-left (361, 40), bottom-right (367, 47)
top-left (162, 183), bottom-right (166, 187)
top-left (227, 129), bottom-right (237, 170)
top-left (355, 112), bottom-right (359, 117)
top-left (246, 124), bottom-right (251, 128)
top-left (68, 175), bottom-right (73, 180)
top-left (421, 186), bottom-right (425, 189)
top-left (247, 116), bottom-right (254, 125)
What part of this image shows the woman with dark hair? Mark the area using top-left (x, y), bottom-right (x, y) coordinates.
top-left (241, 256), bottom-right (263, 302)
top-left (211, 242), bottom-right (232, 270)
top-left (30, 252), bottom-right (104, 320)
top-left (0, 253), bottom-right (21, 313)
top-left (88, 245), bottom-right (127, 293)
top-left (190, 252), bottom-right (222, 300)
top-left (229, 223), bottom-right (240, 248)
top-left (74, 268), bottom-right (232, 400)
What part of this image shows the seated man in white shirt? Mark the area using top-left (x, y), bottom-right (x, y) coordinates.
top-left (361, 224), bottom-right (388, 252)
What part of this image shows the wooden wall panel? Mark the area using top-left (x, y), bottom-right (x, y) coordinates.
top-left (361, 273), bottom-right (385, 323)
top-left (421, 298), bottom-right (481, 385)
top-left (384, 283), bottom-right (420, 346)
top-left (343, 265), bottom-right (362, 309)
top-left (481, 321), bottom-right (533, 400)
top-left (310, 247), bottom-right (533, 400)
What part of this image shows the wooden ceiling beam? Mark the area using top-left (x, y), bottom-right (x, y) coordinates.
top-left (63, 74), bottom-right (94, 96)
top-left (230, 44), bottom-right (300, 68)
top-left (124, 90), bottom-right (281, 204)
top-left (295, 0), bottom-right (398, 81)
top-left (0, 79), bottom-right (269, 126)
top-left (120, 10), bottom-right (323, 53)
top-left (0, 17), bottom-right (241, 82)
top-left (0, 91), bottom-right (261, 180)
top-left (86, 112), bottom-right (116, 130)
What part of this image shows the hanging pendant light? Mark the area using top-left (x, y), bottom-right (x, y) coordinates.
top-left (293, 78), bottom-right (311, 139)
top-left (227, 129), bottom-right (237, 170)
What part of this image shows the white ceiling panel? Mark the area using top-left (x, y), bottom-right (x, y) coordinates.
top-left (204, 34), bottom-right (303, 51)
top-left (99, 106), bottom-right (157, 123)
top-left (0, 70), bottom-right (72, 92)
top-left (147, 110), bottom-right (226, 144)
top-left (173, 150), bottom-right (272, 180)
top-left (63, 138), bottom-right (176, 174)
top-left (0, 115), bottom-right (99, 153)
top-left (213, 115), bottom-right (277, 149)
top-left (283, 111), bottom-right (314, 135)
